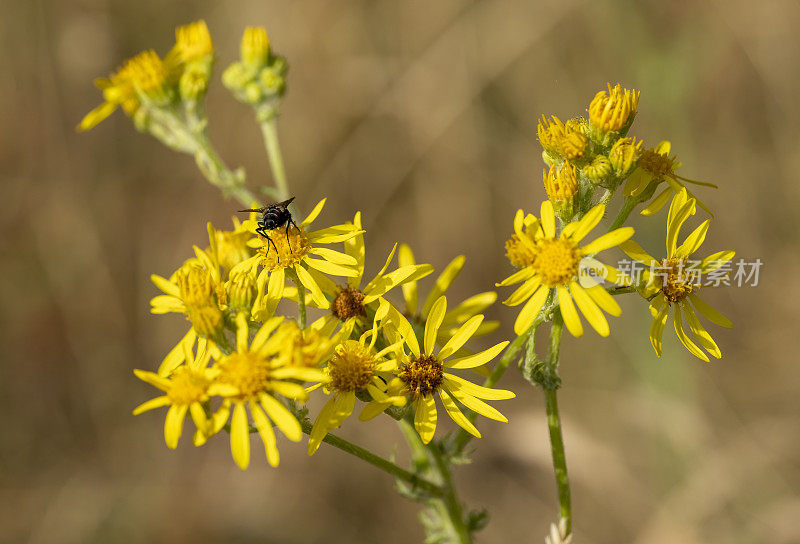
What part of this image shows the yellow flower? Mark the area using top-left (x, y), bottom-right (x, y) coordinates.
top-left (211, 314), bottom-right (327, 469)
top-left (150, 247), bottom-right (225, 338)
top-left (543, 164), bottom-right (578, 220)
top-left (133, 336), bottom-right (217, 449)
top-left (78, 57), bottom-right (141, 131)
top-left (124, 49), bottom-right (171, 104)
top-left (588, 83), bottom-right (639, 133)
top-left (395, 244), bottom-right (500, 348)
top-left (619, 189), bottom-right (734, 362)
top-left (309, 213), bottom-right (434, 328)
top-left (166, 20), bottom-right (214, 66)
top-left (237, 198), bottom-right (363, 314)
top-left (307, 329), bottom-right (405, 455)
top-left (499, 200), bottom-right (634, 337)
top-left (364, 296), bottom-right (513, 443)
top-left (537, 115), bottom-right (588, 160)
top-left (623, 140), bottom-right (717, 216)
top-left (240, 27), bottom-right (271, 67)
top-left (206, 216), bottom-right (256, 276)
top-left (272, 318), bottom-right (347, 368)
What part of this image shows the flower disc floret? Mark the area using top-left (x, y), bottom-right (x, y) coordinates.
top-left (331, 286), bottom-right (366, 321)
top-left (399, 355), bottom-right (444, 398)
top-left (328, 340), bottom-right (377, 392)
top-left (533, 238), bottom-right (580, 286)
top-left (166, 367), bottom-right (211, 405)
top-left (258, 226), bottom-right (312, 271)
top-left (217, 352), bottom-right (272, 400)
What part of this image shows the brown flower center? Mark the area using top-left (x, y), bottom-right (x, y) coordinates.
top-left (331, 286), bottom-right (366, 321)
top-left (399, 355), bottom-right (443, 398)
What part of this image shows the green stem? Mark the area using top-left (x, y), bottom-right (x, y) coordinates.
top-left (609, 196), bottom-right (637, 231)
top-left (260, 118), bottom-right (291, 201)
top-left (541, 316), bottom-right (571, 534)
top-left (285, 268), bottom-right (307, 328)
top-left (298, 420), bottom-right (442, 497)
top-left (399, 420), bottom-right (472, 543)
top-left (452, 294), bottom-right (557, 453)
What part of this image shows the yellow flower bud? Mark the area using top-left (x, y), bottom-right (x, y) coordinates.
top-left (178, 265), bottom-right (217, 307)
top-left (582, 156), bottom-right (613, 184)
top-left (543, 164), bottom-right (578, 202)
top-left (179, 60), bottom-right (212, 101)
top-left (227, 270), bottom-right (257, 312)
top-left (608, 137), bottom-right (642, 177)
top-left (171, 20), bottom-right (214, 65)
top-left (241, 27), bottom-right (270, 67)
top-left (589, 83), bottom-right (639, 133)
top-left (543, 164), bottom-right (578, 219)
top-left (537, 115), bottom-right (588, 160)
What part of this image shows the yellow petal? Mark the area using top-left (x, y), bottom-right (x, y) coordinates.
top-left (619, 240), bottom-right (658, 267)
top-left (580, 227), bottom-right (634, 255)
top-left (446, 341), bottom-right (508, 369)
top-left (666, 198), bottom-right (696, 257)
top-left (77, 101), bottom-right (118, 132)
top-left (235, 313), bottom-right (249, 352)
top-left (504, 277), bottom-right (542, 306)
top-left (683, 303), bottom-right (722, 359)
top-left (259, 393), bottom-right (302, 441)
top-left (301, 198), bottom-right (326, 227)
top-left (398, 243), bottom-right (418, 315)
top-left (444, 381), bottom-right (508, 422)
top-left (569, 282), bottom-right (609, 337)
top-left (439, 389), bottom-right (480, 438)
top-left (584, 285), bottom-right (621, 316)
top-left (151, 274), bottom-right (179, 297)
top-left (134, 369), bottom-right (171, 391)
top-left (250, 401), bottom-right (279, 467)
top-left (650, 300), bottom-right (670, 357)
top-left (294, 265), bottom-right (330, 308)
top-left (382, 299), bottom-right (420, 357)
top-left (439, 315), bottom-right (483, 359)
top-left (414, 395), bottom-right (437, 444)
top-left (497, 267), bottom-right (535, 287)
top-left (675, 220), bottom-right (709, 258)
top-left (132, 395), bottom-right (171, 415)
top-left (444, 292), bottom-right (496, 325)
top-left (309, 247), bottom-right (358, 266)
top-left (640, 187), bottom-right (672, 216)
top-left (700, 250), bottom-right (735, 273)
top-left (673, 305), bottom-right (709, 362)
top-left (513, 285), bottom-right (549, 336)
top-left (230, 402), bottom-right (251, 469)
top-left (308, 395), bottom-right (338, 455)
top-left (157, 328), bottom-right (195, 376)
top-left (568, 204), bottom-right (604, 243)
top-left (443, 374), bottom-right (515, 400)
top-left (557, 285), bottom-right (583, 337)
top-left (688, 294), bottom-right (733, 328)
top-left (251, 316), bottom-right (285, 351)
top-left (164, 404), bottom-right (188, 449)
top-left (303, 257), bottom-right (359, 277)
top-left (540, 200), bottom-right (556, 238)
top-left (424, 296), bottom-right (447, 356)
top-left (421, 256), bottom-right (465, 317)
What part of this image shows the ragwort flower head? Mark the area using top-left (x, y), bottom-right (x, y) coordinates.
top-left (537, 115), bottom-right (588, 162)
top-left (307, 329), bottom-right (405, 455)
top-left (211, 314), bottom-right (327, 469)
top-left (623, 140), bottom-right (717, 216)
top-left (133, 335), bottom-right (217, 449)
top-left (238, 198), bottom-right (363, 314)
top-left (311, 212), bottom-right (434, 328)
top-left (619, 189), bottom-right (734, 362)
top-left (500, 200), bottom-right (634, 337)
top-left (364, 296), bottom-right (513, 444)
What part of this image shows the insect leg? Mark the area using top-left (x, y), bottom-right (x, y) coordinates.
top-left (285, 222), bottom-right (294, 256)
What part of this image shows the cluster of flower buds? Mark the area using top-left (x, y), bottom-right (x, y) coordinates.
top-left (222, 27), bottom-right (289, 121)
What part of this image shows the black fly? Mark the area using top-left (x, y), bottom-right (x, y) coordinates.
top-left (239, 197), bottom-right (299, 260)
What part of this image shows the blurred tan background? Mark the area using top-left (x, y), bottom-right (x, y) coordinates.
top-left (2, 0), bottom-right (800, 542)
